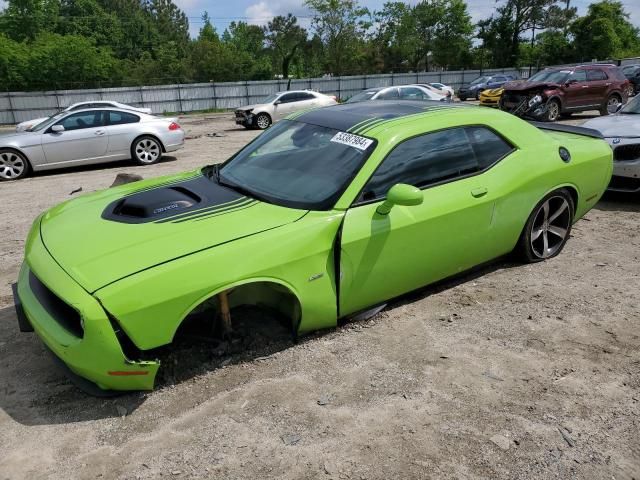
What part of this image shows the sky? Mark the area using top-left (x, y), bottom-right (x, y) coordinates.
top-left (174, 0), bottom-right (640, 39)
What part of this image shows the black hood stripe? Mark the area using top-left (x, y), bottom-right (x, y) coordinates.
top-left (160, 198), bottom-right (257, 223)
top-left (102, 173), bottom-right (250, 224)
top-left (154, 196), bottom-right (251, 223)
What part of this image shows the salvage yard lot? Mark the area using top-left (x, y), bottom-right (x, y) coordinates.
top-left (0, 110), bottom-right (639, 479)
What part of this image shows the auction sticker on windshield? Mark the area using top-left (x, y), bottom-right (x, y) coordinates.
top-left (331, 132), bottom-right (374, 151)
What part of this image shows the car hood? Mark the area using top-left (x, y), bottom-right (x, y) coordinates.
top-left (236, 104), bottom-right (266, 112)
top-left (504, 81), bottom-right (560, 91)
top-left (582, 114), bottom-right (640, 137)
top-left (1, 130), bottom-right (38, 140)
top-left (39, 170), bottom-right (308, 292)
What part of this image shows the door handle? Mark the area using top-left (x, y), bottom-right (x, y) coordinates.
top-left (581, 85), bottom-right (589, 88)
top-left (471, 187), bottom-right (488, 198)
top-left (94, 130), bottom-right (105, 136)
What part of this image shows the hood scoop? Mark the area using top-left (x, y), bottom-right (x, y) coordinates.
top-left (101, 173), bottom-right (249, 224)
top-left (103, 186), bottom-right (202, 223)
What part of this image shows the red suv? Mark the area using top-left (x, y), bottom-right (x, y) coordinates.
top-left (499, 64), bottom-right (630, 121)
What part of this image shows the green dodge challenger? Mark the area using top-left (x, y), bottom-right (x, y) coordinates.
top-left (13, 101), bottom-right (612, 393)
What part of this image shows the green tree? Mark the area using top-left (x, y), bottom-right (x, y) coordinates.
top-left (433, 0), bottom-right (474, 69)
top-left (0, 0), bottom-right (59, 41)
top-left (305, 0), bottom-right (370, 75)
top-left (570, 1), bottom-right (640, 60)
top-left (265, 14), bottom-right (307, 78)
top-left (0, 34), bottom-right (29, 89)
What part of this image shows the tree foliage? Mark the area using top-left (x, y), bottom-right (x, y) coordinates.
top-left (0, 0), bottom-right (638, 91)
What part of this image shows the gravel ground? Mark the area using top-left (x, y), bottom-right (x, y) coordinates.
top-left (0, 110), bottom-right (638, 480)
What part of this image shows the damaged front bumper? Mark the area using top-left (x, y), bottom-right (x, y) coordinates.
top-left (235, 110), bottom-right (254, 127)
top-left (501, 93), bottom-right (549, 119)
top-left (15, 221), bottom-right (159, 393)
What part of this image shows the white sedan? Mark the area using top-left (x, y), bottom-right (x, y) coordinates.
top-left (16, 101), bottom-right (153, 132)
top-left (428, 82), bottom-right (455, 96)
top-left (234, 90), bottom-right (338, 130)
top-left (346, 85), bottom-right (446, 103)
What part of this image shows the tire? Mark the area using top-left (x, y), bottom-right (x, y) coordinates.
top-left (542, 99), bottom-right (561, 122)
top-left (0, 148), bottom-right (30, 181)
top-left (516, 189), bottom-right (574, 263)
top-left (475, 90), bottom-right (483, 100)
top-left (600, 94), bottom-right (621, 116)
top-left (459, 95), bottom-right (467, 101)
top-left (254, 113), bottom-right (271, 130)
top-left (131, 136), bottom-right (162, 165)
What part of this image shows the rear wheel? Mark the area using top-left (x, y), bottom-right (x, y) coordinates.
top-left (600, 94), bottom-right (621, 116)
top-left (131, 136), bottom-right (162, 165)
top-left (0, 149), bottom-right (30, 181)
top-left (459, 95), bottom-right (467, 101)
top-left (516, 189), bottom-right (574, 263)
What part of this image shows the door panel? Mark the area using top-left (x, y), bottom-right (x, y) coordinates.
top-left (339, 177), bottom-right (496, 316)
top-left (105, 110), bottom-right (141, 156)
top-left (564, 70), bottom-right (590, 108)
top-left (41, 111), bottom-right (108, 164)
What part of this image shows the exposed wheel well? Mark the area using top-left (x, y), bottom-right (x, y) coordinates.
top-left (175, 281), bottom-right (302, 341)
top-left (563, 185), bottom-right (578, 210)
top-left (131, 134), bottom-right (166, 153)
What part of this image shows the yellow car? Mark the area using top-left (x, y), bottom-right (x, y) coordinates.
top-left (479, 88), bottom-right (504, 107)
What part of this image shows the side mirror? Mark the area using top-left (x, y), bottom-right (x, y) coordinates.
top-left (376, 183), bottom-right (423, 215)
top-left (50, 124), bottom-right (65, 133)
top-left (274, 100), bottom-right (282, 105)
top-left (565, 79), bottom-right (578, 86)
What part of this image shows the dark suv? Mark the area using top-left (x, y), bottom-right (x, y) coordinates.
top-left (499, 65), bottom-right (630, 122)
top-left (457, 74), bottom-right (517, 101)
top-left (621, 64), bottom-right (640, 96)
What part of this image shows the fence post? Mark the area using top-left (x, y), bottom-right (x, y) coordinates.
top-left (212, 82), bottom-right (217, 110)
top-left (177, 84), bottom-right (183, 113)
top-left (7, 90), bottom-right (16, 124)
top-left (338, 76), bottom-right (341, 101)
top-left (416, 71), bottom-right (419, 83)
top-left (391, 72), bottom-right (395, 85)
top-left (54, 89), bottom-right (61, 110)
top-left (139, 86), bottom-right (145, 109)
top-left (245, 81), bottom-right (250, 106)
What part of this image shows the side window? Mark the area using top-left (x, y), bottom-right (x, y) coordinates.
top-left (360, 126), bottom-right (513, 201)
top-left (399, 87), bottom-right (427, 100)
top-left (57, 111), bottom-right (104, 131)
top-left (570, 70), bottom-right (587, 82)
top-left (587, 69), bottom-right (608, 81)
top-left (466, 127), bottom-right (513, 169)
top-left (278, 93), bottom-right (298, 104)
top-left (298, 92), bottom-right (316, 101)
top-left (108, 111), bottom-right (140, 125)
top-left (377, 88), bottom-right (399, 100)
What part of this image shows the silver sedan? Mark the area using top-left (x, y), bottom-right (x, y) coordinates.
top-left (583, 94), bottom-right (640, 192)
top-left (0, 108), bottom-right (184, 181)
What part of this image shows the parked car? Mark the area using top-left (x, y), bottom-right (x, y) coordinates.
top-left (583, 93), bottom-right (640, 192)
top-left (458, 74), bottom-right (517, 101)
top-left (621, 64), bottom-right (640, 96)
top-left (428, 82), bottom-right (455, 96)
top-left (235, 90), bottom-right (337, 130)
top-left (499, 64), bottom-right (630, 122)
top-left (13, 101), bottom-right (612, 393)
top-left (346, 85), bottom-right (446, 103)
top-left (0, 108), bottom-right (184, 181)
top-left (15, 101), bottom-right (153, 132)
top-left (479, 88), bottom-right (504, 107)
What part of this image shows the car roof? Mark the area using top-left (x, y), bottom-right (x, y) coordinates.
top-left (293, 100), bottom-right (467, 133)
top-left (59, 107), bottom-right (151, 116)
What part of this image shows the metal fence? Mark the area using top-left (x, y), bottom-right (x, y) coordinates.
top-left (0, 67), bottom-right (529, 125)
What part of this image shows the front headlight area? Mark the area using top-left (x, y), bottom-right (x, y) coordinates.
top-left (18, 224), bottom-right (159, 393)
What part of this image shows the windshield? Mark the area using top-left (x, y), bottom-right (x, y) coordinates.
top-left (619, 94), bottom-right (640, 114)
top-left (528, 70), bottom-right (571, 83)
top-left (214, 120), bottom-right (376, 210)
top-left (622, 65), bottom-right (639, 74)
top-left (470, 76), bottom-right (488, 85)
top-left (346, 90), bottom-right (380, 103)
top-left (28, 112), bottom-right (65, 132)
top-left (261, 93), bottom-right (280, 104)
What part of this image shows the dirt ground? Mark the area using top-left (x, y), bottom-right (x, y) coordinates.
top-left (0, 110), bottom-right (638, 480)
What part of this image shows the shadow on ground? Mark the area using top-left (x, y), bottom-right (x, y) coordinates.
top-left (0, 255), bottom-right (525, 426)
top-left (28, 155), bottom-right (178, 180)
